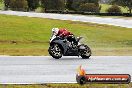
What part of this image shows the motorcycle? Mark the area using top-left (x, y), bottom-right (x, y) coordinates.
top-left (48, 33), bottom-right (92, 59)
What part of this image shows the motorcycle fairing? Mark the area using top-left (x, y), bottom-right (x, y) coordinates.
top-left (50, 39), bottom-right (69, 55)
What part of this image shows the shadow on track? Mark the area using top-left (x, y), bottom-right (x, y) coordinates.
top-left (49, 56), bottom-right (92, 61)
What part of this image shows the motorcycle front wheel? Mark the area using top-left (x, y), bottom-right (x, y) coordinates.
top-left (80, 45), bottom-right (92, 59)
top-left (48, 44), bottom-right (62, 59)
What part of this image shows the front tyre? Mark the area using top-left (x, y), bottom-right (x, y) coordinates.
top-left (48, 44), bottom-right (62, 59)
top-left (80, 45), bottom-right (92, 59)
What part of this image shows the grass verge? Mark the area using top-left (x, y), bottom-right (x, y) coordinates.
top-left (0, 2), bottom-right (4, 10)
top-left (0, 83), bottom-right (132, 88)
top-left (100, 4), bottom-right (128, 13)
top-left (0, 14), bottom-right (132, 56)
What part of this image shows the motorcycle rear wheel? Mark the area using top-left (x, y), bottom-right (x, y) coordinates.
top-left (48, 44), bottom-right (62, 59)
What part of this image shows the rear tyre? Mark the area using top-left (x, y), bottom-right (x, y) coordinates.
top-left (81, 45), bottom-right (92, 59)
top-left (48, 44), bottom-right (62, 59)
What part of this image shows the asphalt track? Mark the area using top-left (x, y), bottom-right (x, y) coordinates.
top-left (0, 11), bottom-right (132, 28)
top-left (0, 56), bottom-right (132, 84)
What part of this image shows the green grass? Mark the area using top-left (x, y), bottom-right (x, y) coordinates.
top-left (0, 83), bottom-right (132, 88)
top-left (100, 4), bottom-right (128, 13)
top-left (0, 14), bottom-right (132, 56)
top-left (0, 2), bottom-right (4, 10)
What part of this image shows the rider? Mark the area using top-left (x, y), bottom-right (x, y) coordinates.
top-left (52, 28), bottom-right (77, 45)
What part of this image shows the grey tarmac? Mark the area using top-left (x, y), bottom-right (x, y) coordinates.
top-left (0, 11), bottom-right (132, 28)
top-left (0, 56), bottom-right (132, 84)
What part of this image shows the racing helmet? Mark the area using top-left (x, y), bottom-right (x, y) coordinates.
top-left (52, 28), bottom-right (59, 35)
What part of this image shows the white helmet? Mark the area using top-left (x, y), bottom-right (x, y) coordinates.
top-left (52, 28), bottom-right (59, 35)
